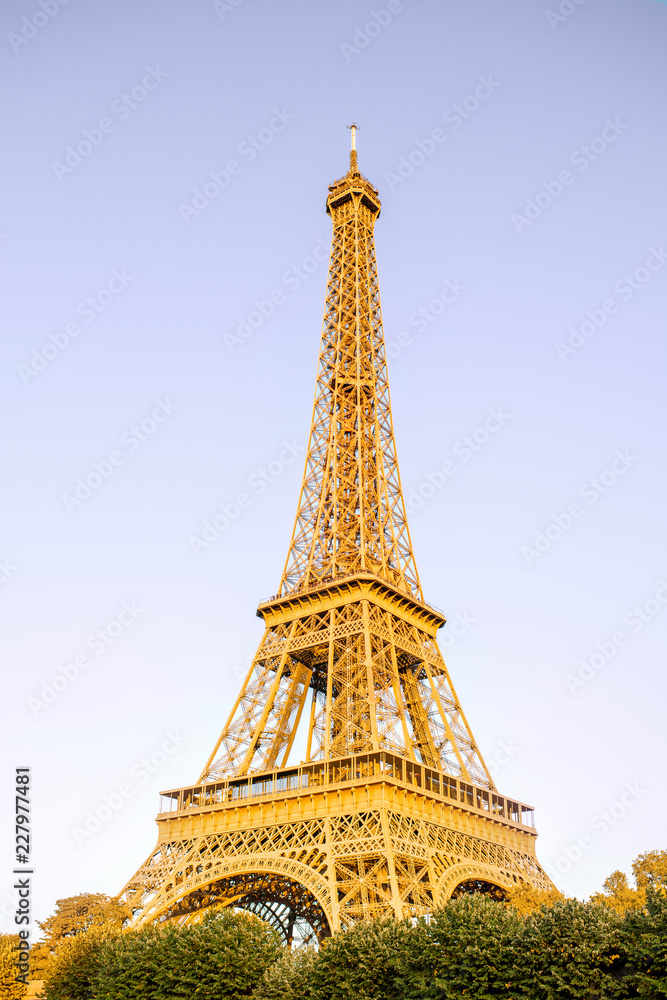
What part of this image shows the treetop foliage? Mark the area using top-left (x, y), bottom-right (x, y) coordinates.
top-left (591, 849), bottom-right (667, 914)
top-left (632, 849), bottom-right (667, 890)
top-left (30, 891), bottom-right (131, 982)
top-left (43, 909), bottom-right (281, 1000)
top-left (36, 892), bottom-right (130, 947)
top-left (0, 936), bottom-right (27, 1000)
top-left (503, 882), bottom-right (564, 915)
top-left (35, 850), bottom-right (667, 1000)
top-left (256, 893), bottom-right (665, 999)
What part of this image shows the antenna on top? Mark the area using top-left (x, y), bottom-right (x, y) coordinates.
top-left (347, 122), bottom-right (360, 172)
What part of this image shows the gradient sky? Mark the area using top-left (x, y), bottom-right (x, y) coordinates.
top-left (1, 0), bottom-right (666, 933)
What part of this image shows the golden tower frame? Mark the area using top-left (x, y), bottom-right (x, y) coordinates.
top-left (121, 132), bottom-right (551, 945)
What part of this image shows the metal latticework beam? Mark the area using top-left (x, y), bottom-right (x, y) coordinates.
top-left (279, 159), bottom-right (420, 600)
top-left (198, 151), bottom-right (493, 786)
top-left (199, 593), bottom-right (492, 787)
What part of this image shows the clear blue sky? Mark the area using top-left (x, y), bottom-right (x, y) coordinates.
top-left (1, 0), bottom-right (666, 930)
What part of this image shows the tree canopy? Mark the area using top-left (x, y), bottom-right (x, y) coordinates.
top-left (31, 891), bottom-right (130, 983)
top-left (0, 936), bottom-right (27, 1000)
top-left (633, 849), bottom-right (667, 891)
top-left (37, 893), bottom-right (130, 946)
top-left (43, 909), bottom-right (281, 1000)
top-left (33, 850), bottom-right (667, 1000)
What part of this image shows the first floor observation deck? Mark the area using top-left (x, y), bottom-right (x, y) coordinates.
top-left (156, 750), bottom-right (536, 839)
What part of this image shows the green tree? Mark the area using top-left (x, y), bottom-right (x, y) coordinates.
top-left (252, 946), bottom-right (317, 1000)
top-left (0, 935), bottom-right (28, 1000)
top-left (94, 924), bottom-right (162, 999)
top-left (42, 924), bottom-right (121, 1000)
top-left (406, 895), bottom-right (521, 999)
top-left (164, 910), bottom-right (282, 1000)
top-left (32, 892), bottom-right (130, 981)
top-left (95, 909), bottom-right (282, 1000)
top-left (307, 917), bottom-right (413, 1000)
top-left (512, 898), bottom-right (627, 998)
top-left (37, 893), bottom-right (129, 947)
top-left (623, 888), bottom-right (667, 997)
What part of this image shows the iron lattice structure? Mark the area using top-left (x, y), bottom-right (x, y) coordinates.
top-left (121, 136), bottom-right (552, 944)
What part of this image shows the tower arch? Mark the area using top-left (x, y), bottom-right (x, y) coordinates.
top-left (164, 871), bottom-right (330, 946)
top-left (436, 862), bottom-right (514, 904)
top-left (135, 856), bottom-right (333, 945)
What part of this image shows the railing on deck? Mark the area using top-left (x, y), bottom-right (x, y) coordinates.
top-left (158, 750), bottom-right (535, 829)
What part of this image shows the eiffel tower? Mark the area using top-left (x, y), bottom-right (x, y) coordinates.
top-left (121, 128), bottom-right (551, 945)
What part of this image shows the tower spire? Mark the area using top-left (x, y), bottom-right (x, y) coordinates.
top-left (279, 132), bottom-right (421, 601)
top-left (348, 121), bottom-right (359, 173)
